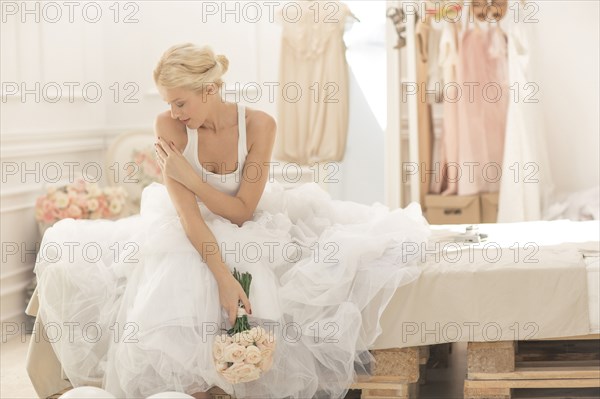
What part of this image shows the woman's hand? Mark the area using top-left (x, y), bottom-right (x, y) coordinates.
top-left (155, 137), bottom-right (196, 188)
top-left (217, 273), bottom-right (252, 326)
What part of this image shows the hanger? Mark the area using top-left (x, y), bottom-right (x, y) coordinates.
top-left (473, 0), bottom-right (508, 23)
top-left (491, 0), bottom-right (508, 22)
top-left (471, 0), bottom-right (486, 23)
top-left (424, 0), bottom-right (448, 24)
top-left (387, 6), bottom-right (407, 48)
top-left (434, 0), bottom-right (462, 24)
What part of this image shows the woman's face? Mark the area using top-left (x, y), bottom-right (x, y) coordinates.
top-left (158, 85), bottom-right (214, 129)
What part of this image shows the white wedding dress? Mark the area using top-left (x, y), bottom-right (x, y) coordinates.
top-left (34, 104), bottom-right (431, 399)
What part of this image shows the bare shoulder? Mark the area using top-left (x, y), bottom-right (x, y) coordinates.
top-left (154, 110), bottom-right (187, 151)
top-left (244, 107), bottom-right (276, 150)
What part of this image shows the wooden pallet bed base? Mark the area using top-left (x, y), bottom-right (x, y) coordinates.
top-left (464, 334), bottom-right (600, 399)
top-left (350, 346), bottom-right (427, 399)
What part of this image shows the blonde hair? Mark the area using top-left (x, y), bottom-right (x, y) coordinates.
top-left (153, 43), bottom-right (229, 92)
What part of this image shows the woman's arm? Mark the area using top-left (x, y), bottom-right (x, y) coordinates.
top-left (157, 112), bottom-right (276, 227)
top-left (154, 115), bottom-right (252, 324)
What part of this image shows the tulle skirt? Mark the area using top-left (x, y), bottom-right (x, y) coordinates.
top-left (34, 181), bottom-right (431, 398)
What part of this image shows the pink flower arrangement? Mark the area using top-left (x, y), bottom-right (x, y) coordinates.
top-left (35, 178), bottom-right (128, 228)
top-left (213, 269), bottom-right (276, 384)
top-left (132, 147), bottom-right (163, 188)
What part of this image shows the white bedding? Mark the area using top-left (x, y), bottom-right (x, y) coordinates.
top-left (374, 219), bottom-right (599, 349)
top-left (586, 255), bottom-right (599, 332)
top-left (433, 220), bottom-right (600, 334)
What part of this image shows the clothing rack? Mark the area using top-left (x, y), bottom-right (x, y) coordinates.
top-left (386, 0), bottom-right (510, 211)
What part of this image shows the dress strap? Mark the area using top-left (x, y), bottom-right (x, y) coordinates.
top-left (182, 124), bottom-right (203, 178)
top-left (237, 103), bottom-right (248, 160)
top-left (184, 125), bottom-right (197, 159)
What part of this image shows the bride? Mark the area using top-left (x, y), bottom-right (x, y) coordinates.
top-left (33, 43), bottom-right (431, 398)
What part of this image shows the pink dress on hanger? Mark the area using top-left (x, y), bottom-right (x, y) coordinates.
top-left (432, 21), bottom-right (461, 195)
top-left (457, 21), bottom-right (509, 195)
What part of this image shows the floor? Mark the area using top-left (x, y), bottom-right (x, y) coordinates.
top-left (1, 334), bottom-right (38, 399)
top-left (0, 336), bottom-right (466, 399)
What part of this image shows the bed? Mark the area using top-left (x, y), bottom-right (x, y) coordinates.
top-left (25, 219), bottom-right (599, 398)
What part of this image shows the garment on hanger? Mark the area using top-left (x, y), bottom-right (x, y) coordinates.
top-left (456, 18), bottom-right (509, 195)
top-left (275, 0), bottom-right (352, 165)
top-left (426, 23), bottom-right (443, 104)
top-left (497, 0), bottom-right (554, 221)
top-left (430, 20), bottom-right (461, 195)
top-left (426, 21), bottom-right (444, 194)
top-left (415, 19), bottom-right (434, 205)
top-left (428, 101), bottom-right (443, 195)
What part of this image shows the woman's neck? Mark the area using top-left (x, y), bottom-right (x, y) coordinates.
top-left (202, 98), bottom-right (237, 133)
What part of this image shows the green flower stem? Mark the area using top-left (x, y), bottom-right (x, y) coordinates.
top-left (227, 268), bottom-right (252, 336)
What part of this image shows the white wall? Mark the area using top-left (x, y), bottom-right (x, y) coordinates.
top-left (326, 70), bottom-right (385, 205)
top-left (0, 0), bottom-right (284, 333)
top-left (325, 1), bottom-right (387, 206)
top-left (532, 1), bottom-right (600, 194)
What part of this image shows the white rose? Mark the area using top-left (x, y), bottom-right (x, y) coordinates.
top-left (238, 364), bottom-right (261, 383)
top-left (222, 343), bottom-right (246, 363)
top-left (54, 192), bottom-right (69, 209)
top-left (249, 327), bottom-right (267, 345)
top-left (259, 354), bottom-right (274, 372)
top-left (222, 362), bottom-right (260, 384)
top-left (213, 338), bottom-right (228, 362)
top-left (215, 361), bottom-right (228, 373)
top-left (258, 332), bottom-right (276, 350)
top-left (87, 198), bottom-right (99, 211)
top-left (259, 346), bottom-right (274, 363)
top-left (244, 345), bottom-right (262, 365)
top-left (108, 200), bottom-right (122, 215)
top-left (232, 331), bottom-right (254, 346)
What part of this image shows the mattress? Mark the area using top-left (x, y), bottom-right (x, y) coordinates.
top-left (373, 220), bottom-right (599, 349)
top-left (586, 255), bottom-right (599, 332)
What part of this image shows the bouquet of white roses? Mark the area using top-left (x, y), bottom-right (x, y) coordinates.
top-left (212, 269), bottom-right (276, 384)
